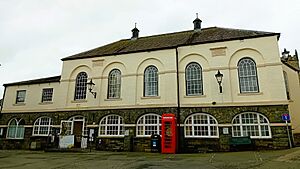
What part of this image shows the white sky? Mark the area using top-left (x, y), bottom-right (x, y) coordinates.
top-left (0, 0), bottom-right (299, 97)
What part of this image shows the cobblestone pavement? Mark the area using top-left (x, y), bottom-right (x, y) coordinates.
top-left (0, 148), bottom-right (300, 169)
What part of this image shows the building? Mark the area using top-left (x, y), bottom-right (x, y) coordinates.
top-left (0, 17), bottom-right (299, 152)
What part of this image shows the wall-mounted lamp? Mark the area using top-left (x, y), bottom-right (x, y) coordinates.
top-left (87, 79), bottom-right (97, 98)
top-left (215, 70), bottom-right (223, 93)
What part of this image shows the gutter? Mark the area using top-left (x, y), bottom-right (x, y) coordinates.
top-left (175, 47), bottom-right (181, 152)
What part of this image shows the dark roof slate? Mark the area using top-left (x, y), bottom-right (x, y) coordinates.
top-left (62, 27), bottom-right (280, 61)
top-left (4, 76), bottom-right (61, 87)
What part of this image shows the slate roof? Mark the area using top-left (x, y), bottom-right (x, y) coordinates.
top-left (4, 76), bottom-right (61, 87)
top-left (62, 27), bottom-right (280, 61)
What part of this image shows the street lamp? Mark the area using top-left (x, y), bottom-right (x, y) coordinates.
top-left (87, 79), bottom-right (97, 98)
top-left (215, 70), bottom-right (223, 93)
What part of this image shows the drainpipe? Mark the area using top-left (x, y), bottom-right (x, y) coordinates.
top-left (175, 47), bottom-right (181, 153)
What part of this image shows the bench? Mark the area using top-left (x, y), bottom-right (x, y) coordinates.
top-left (229, 137), bottom-right (254, 151)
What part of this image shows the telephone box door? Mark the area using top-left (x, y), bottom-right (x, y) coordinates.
top-left (161, 114), bottom-right (177, 154)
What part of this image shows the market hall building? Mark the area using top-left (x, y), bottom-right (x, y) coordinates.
top-left (0, 17), bottom-right (300, 152)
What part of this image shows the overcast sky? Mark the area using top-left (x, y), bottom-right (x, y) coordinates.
top-left (0, 0), bottom-right (299, 98)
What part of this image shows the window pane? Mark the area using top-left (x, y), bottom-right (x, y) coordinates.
top-left (74, 72), bottom-right (88, 100)
top-left (186, 63), bottom-right (203, 95)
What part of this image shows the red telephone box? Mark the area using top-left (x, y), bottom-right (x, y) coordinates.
top-left (161, 114), bottom-right (177, 154)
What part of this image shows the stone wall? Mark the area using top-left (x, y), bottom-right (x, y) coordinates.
top-left (0, 105), bottom-right (292, 152)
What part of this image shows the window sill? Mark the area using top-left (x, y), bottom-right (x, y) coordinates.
top-left (13, 103), bottom-right (26, 106)
top-left (6, 138), bottom-right (24, 140)
top-left (141, 96), bottom-right (161, 100)
top-left (39, 101), bottom-right (53, 105)
top-left (185, 136), bottom-right (219, 138)
top-left (71, 99), bottom-right (87, 103)
top-left (31, 135), bottom-right (50, 137)
top-left (104, 98), bottom-right (122, 101)
top-left (184, 94), bottom-right (206, 98)
top-left (238, 92), bottom-right (263, 96)
top-left (97, 135), bottom-right (125, 138)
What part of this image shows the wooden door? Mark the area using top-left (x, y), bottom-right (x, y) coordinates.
top-left (73, 121), bottom-right (83, 148)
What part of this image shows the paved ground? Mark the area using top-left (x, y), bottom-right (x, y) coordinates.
top-left (1, 148), bottom-right (300, 169)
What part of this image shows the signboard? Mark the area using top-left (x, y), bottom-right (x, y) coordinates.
top-left (59, 135), bottom-right (74, 148)
top-left (282, 113), bottom-right (290, 121)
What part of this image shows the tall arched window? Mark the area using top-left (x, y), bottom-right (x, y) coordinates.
top-left (99, 115), bottom-right (124, 136)
top-left (185, 62), bottom-right (203, 95)
top-left (238, 58), bottom-right (259, 93)
top-left (33, 117), bottom-right (52, 136)
top-left (144, 66), bottom-right (158, 97)
top-left (184, 113), bottom-right (218, 138)
top-left (136, 114), bottom-right (161, 137)
top-left (232, 112), bottom-right (271, 138)
top-left (7, 118), bottom-right (25, 139)
top-left (108, 69), bottom-right (121, 99)
top-left (74, 72), bottom-right (88, 100)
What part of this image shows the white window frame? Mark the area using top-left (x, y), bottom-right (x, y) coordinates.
top-left (108, 69), bottom-right (121, 99)
top-left (144, 66), bottom-right (158, 97)
top-left (184, 113), bottom-right (219, 138)
top-left (185, 62), bottom-right (203, 96)
top-left (232, 112), bottom-right (272, 139)
top-left (99, 115), bottom-right (124, 137)
top-left (6, 118), bottom-right (25, 139)
top-left (32, 117), bottom-right (52, 136)
top-left (60, 120), bottom-right (73, 135)
top-left (136, 113), bottom-right (161, 137)
top-left (238, 57), bottom-right (259, 93)
top-left (16, 90), bottom-right (26, 103)
top-left (74, 72), bottom-right (88, 100)
top-left (41, 88), bottom-right (54, 102)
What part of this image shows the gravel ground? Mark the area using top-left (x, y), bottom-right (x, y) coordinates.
top-left (0, 148), bottom-right (300, 169)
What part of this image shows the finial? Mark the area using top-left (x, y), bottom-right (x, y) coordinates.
top-left (196, 13), bottom-right (198, 18)
top-left (135, 22), bottom-right (137, 28)
top-left (295, 49), bottom-right (298, 57)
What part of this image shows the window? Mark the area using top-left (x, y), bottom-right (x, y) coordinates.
top-left (42, 88), bottom-right (53, 102)
top-left (16, 90), bottom-right (26, 103)
top-left (61, 116), bottom-right (88, 136)
top-left (136, 114), bottom-right (161, 137)
top-left (108, 69), bottom-right (121, 99)
top-left (74, 72), bottom-right (88, 100)
top-left (238, 58), bottom-right (259, 93)
top-left (144, 66), bottom-right (158, 96)
top-left (184, 113), bottom-right (218, 138)
top-left (33, 117), bottom-right (52, 136)
top-left (283, 71), bottom-right (290, 100)
top-left (185, 62), bottom-right (203, 95)
top-left (7, 118), bottom-right (25, 139)
top-left (99, 115), bottom-right (124, 136)
top-left (232, 112), bottom-right (271, 138)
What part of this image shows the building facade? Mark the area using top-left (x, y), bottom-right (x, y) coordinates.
top-left (0, 18), bottom-right (299, 152)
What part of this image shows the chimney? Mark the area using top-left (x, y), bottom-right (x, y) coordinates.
top-left (193, 13), bottom-right (202, 31)
top-left (131, 23), bottom-right (139, 40)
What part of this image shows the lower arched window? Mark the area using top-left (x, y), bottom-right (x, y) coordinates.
top-left (232, 112), bottom-right (271, 138)
top-left (7, 118), bottom-right (25, 139)
top-left (33, 117), bottom-right (52, 136)
top-left (136, 114), bottom-right (161, 137)
top-left (99, 115), bottom-right (124, 136)
top-left (184, 113), bottom-right (219, 138)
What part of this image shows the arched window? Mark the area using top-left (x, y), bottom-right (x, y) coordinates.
top-left (184, 113), bottom-right (218, 138)
top-left (99, 115), bottom-right (124, 136)
top-left (33, 117), bottom-right (52, 136)
top-left (144, 66), bottom-right (158, 96)
top-left (7, 118), bottom-right (25, 139)
top-left (232, 112), bottom-right (271, 138)
top-left (108, 69), bottom-right (121, 99)
top-left (74, 72), bottom-right (88, 100)
top-left (238, 58), bottom-right (259, 93)
top-left (136, 114), bottom-right (161, 137)
top-left (185, 62), bottom-right (203, 95)
top-left (283, 71), bottom-right (290, 100)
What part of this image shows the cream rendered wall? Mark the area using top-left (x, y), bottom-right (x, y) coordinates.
top-left (282, 64), bottom-right (300, 133)
top-left (2, 35), bottom-right (288, 113)
top-left (59, 49), bottom-right (178, 111)
top-left (178, 36), bottom-right (288, 107)
top-left (2, 82), bottom-right (61, 113)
